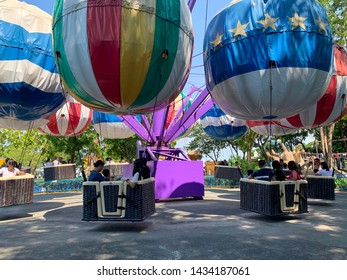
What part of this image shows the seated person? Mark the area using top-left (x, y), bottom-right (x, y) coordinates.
top-left (105, 157), bottom-right (116, 165)
top-left (0, 159), bottom-right (25, 177)
top-left (271, 160), bottom-right (286, 181)
top-left (315, 162), bottom-right (333, 176)
top-left (248, 159), bottom-right (274, 180)
top-left (88, 160), bottom-right (107, 182)
top-left (287, 160), bottom-right (301, 180)
top-left (45, 158), bottom-right (54, 167)
top-left (102, 169), bottom-right (111, 181)
top-left (126, 158), bottom-right (150, 188)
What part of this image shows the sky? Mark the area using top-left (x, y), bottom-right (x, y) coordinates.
top-left (18, 0), bottom-right (236, 161)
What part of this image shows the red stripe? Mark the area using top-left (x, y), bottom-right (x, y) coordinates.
top-left (45, 113), bottom-right (60, 135)
top-left (87, 1), bottom-right (121, 105)
top-left (246, 120), bottom-right (271, 128)
top-left (286, 114), bottom-right (303, 128)
top-left (67, 103), bottom-right (82, 135)
top-left (335, 45), bottom-right (347, 76)
top-left (313, 76), bottom-right (337, 126)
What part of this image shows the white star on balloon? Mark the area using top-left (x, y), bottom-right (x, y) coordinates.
top-left (229, 20), bottom-right (249, 40)
top-left (257, 13), bottom-right (279, 31)
top-left (316, 17), bottom-right (328, 34)
top-left (288, 12), bottom-right (307, 30)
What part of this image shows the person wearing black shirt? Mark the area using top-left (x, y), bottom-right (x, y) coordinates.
top-left (272, 160), bottom-right (286, 181)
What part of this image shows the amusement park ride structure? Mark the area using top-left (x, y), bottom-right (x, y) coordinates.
top-left (121, 86), bottom-right (213, 200)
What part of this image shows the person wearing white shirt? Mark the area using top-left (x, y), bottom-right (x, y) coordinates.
top-left (53, 156), bottom-right (59, 166)
top-left (315, 162), bottom-right (333, 176)
top-left (0, 159), bottom-right (24, 177)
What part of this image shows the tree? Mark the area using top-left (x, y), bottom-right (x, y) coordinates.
top-left (44, 126), bottom-right (102, 167)
top-left (318, 0), bottom-right (347, 47)
top-left (317, 0), bottom-right (346, 166)
top-left (102, 135), bottom-right (140, 162)
top-left (185, 123), bottom-right (230, 162)
top-left (332, 116), bottom-right (347, 152)
top-left (0, 128), bottom-right (46, 169)
top-left (232, 130), bottom-right (258, 161)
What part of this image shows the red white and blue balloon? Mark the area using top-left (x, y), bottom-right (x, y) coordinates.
top-left (200, 105), bottom-right (248, 140)
top-left (92, 112), bottom-right (135, 139)
top-left (279, 44), bottom-right (347, 129)
top-left (0, 0), bottom-right (65, 123)
top-left (204, 0), bottom-right (333, 120)
top-left (38, 98), bottom-right (93, 137)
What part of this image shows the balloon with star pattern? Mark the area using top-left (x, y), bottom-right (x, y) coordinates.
top-left (52, 0), bottom-right (193, 115)
top-left (204, 0), bottom-right (333, 120)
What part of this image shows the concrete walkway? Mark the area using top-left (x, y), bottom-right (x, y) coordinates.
top-left (0, 189), bottom-right (346, 260)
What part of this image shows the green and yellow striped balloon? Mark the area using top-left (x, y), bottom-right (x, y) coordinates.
top-left (52, 0), bottom-right (194, 115)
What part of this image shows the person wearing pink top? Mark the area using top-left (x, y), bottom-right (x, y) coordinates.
top-left (287, 160), bottom-right (301, 180)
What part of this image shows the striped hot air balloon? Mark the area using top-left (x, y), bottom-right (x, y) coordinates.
top-left (246, 120), bottom-right (298, 136)
top-left (279, 44), bottom-right (347, 129)
top-left (38, 98), bottom-right (93, 137)
top-left (200, 105), bottom-right (248, 140)
top-left (204, 0), bottom-right (333, 120)
top-left (52, 0), bottom-right (193, 115)
top-left (0, 0), bottom-right (65, 123)
top-left (164, 92), bottom-right (193, 138)
top-left (92, 111), bottom-right (135, 139)
top-left (0, 119), bottom-right (49, 131)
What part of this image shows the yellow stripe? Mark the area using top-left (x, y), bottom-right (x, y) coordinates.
top-left (120, 0), bottom-right (156, 107)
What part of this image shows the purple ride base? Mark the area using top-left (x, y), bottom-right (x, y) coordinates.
top-left (122, 160), bottom-right (204, 201)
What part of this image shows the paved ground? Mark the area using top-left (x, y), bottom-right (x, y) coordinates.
top-left (0, 189), bottom-right (346, 260)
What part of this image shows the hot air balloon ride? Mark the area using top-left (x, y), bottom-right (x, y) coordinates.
top-left (0, 0), bottom-right (66, 125)
top-left (38, 98), bottom-right (93, 137)
top-left (204, 0), bottom-right (333, 120)
top-left (200, 105), bottom-right (248, 140)
top-left (52, 0), bottom-right (193, 115)
top-left (120, 85), bottom-right (213, 200)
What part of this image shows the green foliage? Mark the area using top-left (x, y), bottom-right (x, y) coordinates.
top-left (230, 155), bottom-right (259, 175)
top-left (44, 126), bottom-right (102, 167)
top-left (332, 117), bottom-right (347, 152)
top-left (103, 135), bottom-right (140, 162)
top-left (185, 123), bottom-right (230, 162)
top-left (335, 177), bottom-right (347, 189)
top-left (318, 0), bottom-right (347, 47)
top-left (0, 128), bottom-right (46, 168)
top-left (232, 130), bottom-right (258, 160)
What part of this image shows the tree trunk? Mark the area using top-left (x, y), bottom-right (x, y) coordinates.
top-left (320, 124), bottom-right (335, 168)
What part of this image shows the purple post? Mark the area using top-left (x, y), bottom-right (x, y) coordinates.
top-left (167, 97), bottom-right (214, 142)
top-left (120, 115), bottom-right (153, 143)
top-left (165, 88), bottom-right (211, 143)
top-left (151, 160), bottom-right (204, 200)
top-left (188, 0), bottom-right (197, 12)
top-left (166, 85), bottom-right (200, 132)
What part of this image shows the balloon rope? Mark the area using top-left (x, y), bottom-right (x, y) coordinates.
top-left (55, 55), bottom-right (86, 180)
top-left (268, 61), bottom-right (274, 163)
top-left (18, 120), bottom-right (35, 169)
top-left (32, 139), bottom-right (49, 175)
top-left (204, 0), bottom-right (209, 34)
top-left (210, 96), bottom-right (235, 163)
